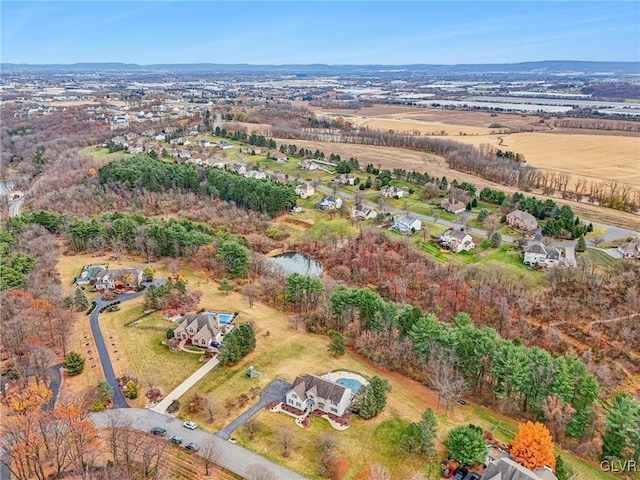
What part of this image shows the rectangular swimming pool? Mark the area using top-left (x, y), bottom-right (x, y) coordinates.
top-left (205, 312), bottom-right (234, 324)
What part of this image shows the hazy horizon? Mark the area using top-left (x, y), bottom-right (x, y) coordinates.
top-left (2, 1), bottom-right (638, 65)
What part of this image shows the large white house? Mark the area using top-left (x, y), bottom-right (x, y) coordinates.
top-left (351, 204), bottom-right (377, 220)
top-left (381, 186), bottom-right (407, 198)
top-left (524, 241), bottom-right (561, 267)
top-left (317, 195), bottom-right (342, 211)
top-left (295, 183), bottom-right (315, 199)
top-left (391, 215), bottom-right (422, 235)
top-left (94, 268), bottom-right (143, 291)
top-left (439, 229), bottom-right (475, 252)
top-left (285, 374), bottom-right (353, 417)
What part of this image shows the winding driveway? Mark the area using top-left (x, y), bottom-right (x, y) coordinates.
top-left (89, 281), bottom-right (165, 408)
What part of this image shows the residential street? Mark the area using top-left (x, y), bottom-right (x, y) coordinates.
top-left (89, 408), bottom-right (307, 480)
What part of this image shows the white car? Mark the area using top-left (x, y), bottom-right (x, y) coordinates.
top-left (182, 421), bottom-right (197, 430)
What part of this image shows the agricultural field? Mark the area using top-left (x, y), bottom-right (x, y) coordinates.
top-left (329, 114), bottom-right (640, 188)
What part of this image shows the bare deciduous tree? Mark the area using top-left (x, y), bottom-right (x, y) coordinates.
top-left (244, 464), bottom-right (278, 480)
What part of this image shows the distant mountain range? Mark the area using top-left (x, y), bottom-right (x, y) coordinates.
top-left (2, 61), bottom-right (639, 75)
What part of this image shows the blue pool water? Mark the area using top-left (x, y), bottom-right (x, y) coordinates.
top-left (336, 378), bottom-right (363, 394)
top-left (205, 312), bottom-right (234, 324)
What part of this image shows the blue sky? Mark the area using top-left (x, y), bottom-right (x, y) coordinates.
top-left (1, 1), bottom-right (638, 64)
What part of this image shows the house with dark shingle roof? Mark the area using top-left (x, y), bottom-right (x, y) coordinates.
top-left (439, 229), bottom-right (475, 252)
top-left (482, 458), bottom-right (557, 480)
top-left (173, 313), bottom-right (223, 349)
top-left (285, 374), bottom-right (353, 416)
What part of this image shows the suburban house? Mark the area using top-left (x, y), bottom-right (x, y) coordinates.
top-left (381, 186), bottom-right (407, 198)
top-left (351, 204), bottom-right (378, 220)
top-left (271, 172), bottom-right (288, 185)
top-left (482, 458), bottom-right (557, 480)
top-left (299, 159), bottom-right (320, 171)
top-left (269, 151), bottom-right (288, 162)
top-left (440, 196), bottom-right (467, 214)
top-left (244, 170), bottom-right (267, 180)
top-left (333, 173), bottom-right (356, 186)
top-left (506, 209), bottom-right (538, 232)
top-left (218, 141), bottom-right (234, 150)
top-left (74, 264), bottom-right (107, 286)
top-left (317, 195), bottom-right (343, 211)
top-left (285, 374), bottom-right (353, 417)
top-left (94, 268), bottom-right (143, 291)
top-left (196, 139), bottom-right (212, 148)
top-left (391, 215), bottom-right (422, 235)
top-left (618, 239), bottom-right (640, 258)
top-left (173, 313), bottom-right (223, 348)
top-left (439, 229), bottom-right (475, 252)
top-left (207, 158), bottom-right (225, 169)
top-left (228, 163), bottom-right (247, 175)
top-left (523, 241), bottom-right (563, 267)
top-left (295, 183), bottom-right (315, 199)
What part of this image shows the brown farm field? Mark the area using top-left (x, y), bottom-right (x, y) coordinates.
top-left (357, 118), bottom-right (640, 187)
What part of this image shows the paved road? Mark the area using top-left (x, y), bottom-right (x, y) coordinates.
top-left (150, 355), bottom-right (220, 414)
top-left (8, 197), bottom-right (24, 217)
top-left (89, 280), bottom-right (166, 408)
top-left (89, 408), bottom-right (307, 480)
top-left (218, 378), bottom-right (291, 440)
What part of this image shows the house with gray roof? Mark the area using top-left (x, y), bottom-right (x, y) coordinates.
top-left (285, 374), bottom-right (353, 417)
top-left (523, 242), bottom-right (576, 268)
top-left (391, 215), bottom-right (422, 235)
top-left (482, 458), bottom-right (557, 480)
top-left (173, 313), bottom-right (223, 349)
top-left (95, 268), bottom-right (143, 291)
top-left (439, 229), bottom-right (475, 252)
top-left (617, 239), bottom-right (640, 259)
top-left (351, 203), bottom-right (378, 220)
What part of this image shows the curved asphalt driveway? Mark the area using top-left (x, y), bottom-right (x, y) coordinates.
top-left (89, 408), bottom-right (306, 480)
top-left (89, 280), bottom-right (165, 408)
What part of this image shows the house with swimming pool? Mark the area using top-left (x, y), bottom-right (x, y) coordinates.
top-left (285, 372), bottom-right (366, 417)
top-left (173, 311), bottom-right (236, 348)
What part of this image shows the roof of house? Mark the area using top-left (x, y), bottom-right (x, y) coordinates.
top-left (396, 215), bottom-right (420, 226)
top-left (176, 313), bottom-right (221, 338)
top-left (618, 240), bottom-right (640, 253)
top-left (525, 242), bottom-right (547, 255)
top-left (483, 458), bottom-right (555, 480)
top-left (440, 197), bottom-right (466, 210)
top-left (444, 229), bottom-right (470, 241)
top-left (507, 209), bottom-right (538, 228)
top-left (288, 374), bottom-right (350, 403)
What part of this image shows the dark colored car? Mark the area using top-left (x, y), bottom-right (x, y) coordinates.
top-left (185, 442), bottom-right (199, 452)
top-left (454, 466), bottom-right (469, 480)
top-left (457, 399), bottom-right (467, 406)
top-left (169, 435), bottom-right (183, 445)
top-left (150, 427), bottom-right (166, 436)
top-left (466, 473), bottom-right (481, 480)
top-left (443, 467), bottom-right (455, 478)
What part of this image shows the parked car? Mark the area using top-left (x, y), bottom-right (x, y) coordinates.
top-left (443, 467), bottom-right (455, 478)
top-left (169, 435), bottom-right (183, 445)
top-left (453, 466), bottom-right (469, 480)
top-left (466, 473), bottom-right (481, 480)
top-left (185, 442), bottom-right (199, 452)
top-left (183, 421), bottom-right (197, 430)
top-left (457, 399), bottom-right (467, 406)
top-left (150, 427), bottom-right (166, 436)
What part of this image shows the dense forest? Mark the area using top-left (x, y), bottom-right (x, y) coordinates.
top-left (98, 155), bottom-right (297, 217)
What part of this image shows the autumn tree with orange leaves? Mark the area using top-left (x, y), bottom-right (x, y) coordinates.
top-left (510, 421), bottom-right (556, 472)
top-left (2, 384), bottom-right (99, 480)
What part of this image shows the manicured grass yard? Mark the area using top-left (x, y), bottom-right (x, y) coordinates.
top-left (56, 251), bottom-right (615, 480)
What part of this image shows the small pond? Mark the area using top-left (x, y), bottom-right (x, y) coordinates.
top-left (268, 252), bottom-right (323, 277)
